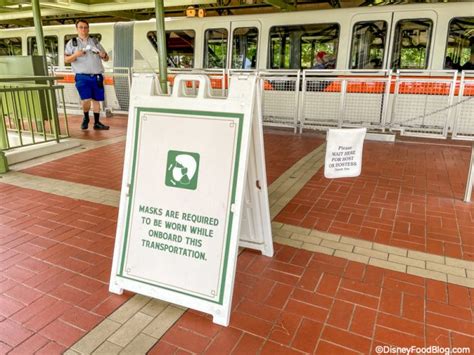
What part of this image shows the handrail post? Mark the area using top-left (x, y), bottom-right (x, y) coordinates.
top-left (0, 100), bottom-right (8, 150)
top-left (464, 143), bottom-right (474, 203)
top-left (48, 86), bottom-right (60, 143)
top-left (0, 150), bottom-right (8, 173)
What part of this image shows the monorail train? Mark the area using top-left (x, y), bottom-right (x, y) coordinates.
top-left (0, 2), bottom-right (472, 72)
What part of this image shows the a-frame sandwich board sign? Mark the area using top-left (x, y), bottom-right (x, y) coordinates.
top-left (109, 73), bottom-right (273, 326)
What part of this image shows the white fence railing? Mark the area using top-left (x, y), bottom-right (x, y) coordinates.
top-left (258, 70), bottom-right (300, 132)
top-left (299, 70), bottom-right (392, 132)
top-left (55, 67), bottom-right (474, 140)
top-left (452, 71), bottom-right (474, 140)
top-left (389, 70), bottom-right (457, 139)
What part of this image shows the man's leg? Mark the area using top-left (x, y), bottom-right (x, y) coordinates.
top-left (81, 99), bottom-right (91, 130)
top-left (92, 100), bottom-right (109, 130)
top-left (75, 74), bottom-right (93, 130)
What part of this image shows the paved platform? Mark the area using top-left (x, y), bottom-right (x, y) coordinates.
top-left (0, 115), bottom-right (473, 354)
top-left (275, 140), bottom-right (474, 261)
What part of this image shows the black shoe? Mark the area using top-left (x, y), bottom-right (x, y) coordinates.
top-left (81, 118), bottom-right (89, 130)
top-left (93, 122), bottom-right (110, 130)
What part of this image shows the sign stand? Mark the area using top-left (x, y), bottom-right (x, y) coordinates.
top-left (238, 79), bottom-right (273, 256)
top-left (109, 73), bottom-right (273, 326)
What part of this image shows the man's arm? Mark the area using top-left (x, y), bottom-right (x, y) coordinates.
top-left (97, 43), bottom-right (109, 62)
top-left (99, 51), bottom-right (109, 62)
top-left (64, 40), bottom-right (85, 64)
top-left (64, 50), bottom-right (85, 64)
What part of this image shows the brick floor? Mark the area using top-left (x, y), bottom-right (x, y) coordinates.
top-left (0, 183), bottom-right (132, 354)
top-left (148, 244), bottom-right (474, 354)
top-left (275, 140), bottom-right (474, 261)
top-left (20, 142), bottom-right (126, 191)
top-left (2, 126), bottom-right (474, 354)
top-left (263, 129), bottom-right (325, 185)
top-left (19, 129), bottom-right (323, 193)
top-left (63, 115), bottom-right (128, 141)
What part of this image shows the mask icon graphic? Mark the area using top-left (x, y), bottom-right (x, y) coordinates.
top-left (170, 154), bottom-right (197, 185)
top-left (165, 151), bottom-right (200, 190)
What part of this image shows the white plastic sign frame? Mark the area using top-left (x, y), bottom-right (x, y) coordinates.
top-left (109, 74), bottom-right (268, 326)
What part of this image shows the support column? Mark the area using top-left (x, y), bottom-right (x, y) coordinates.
top-left (32, 0), bottom-right (48, 75)
top-left (0, 151), bottom-right (8, 173)
top-left (154, 0), bottom-right (168, 94)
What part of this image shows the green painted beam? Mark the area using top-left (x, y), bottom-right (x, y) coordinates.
top-left (0, 0), bottom-right (217, 20)
top-left (32, 0), bottom-right (48, 74)
top-left (155, 0), bottom-right (168, 95)
top-left (105, 11), bottom-right (144, 20)
top-left (263, 0), bottom-right (296, 10)
top-left (0, 0), bottom-right (29, 5)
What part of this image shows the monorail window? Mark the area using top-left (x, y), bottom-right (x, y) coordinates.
top-left (350, 21), bottom-right (387, 69)
top-left (391, 19), bottom-right (432, 70)
top-left (445, 17), bottom-right (474, 70)
top-left (268, 23), bottom-right (339, 70)
top-left (27, 36), bottom-right (58, 66)
top-left (0, 37), bottom-right (22, 56)
top-left (147, 30), bottom-right (195, 68)
top-left (204, 28), bottom-right (228, 69)
top-left (232, 27), bottom-right (258, 70)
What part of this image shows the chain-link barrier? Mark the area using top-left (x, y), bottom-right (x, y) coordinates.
top-left (300, 70), bottom-right (391, 132)
top-left (388, 70), bottom-right (457, 139)
top-left (453, 71), bottom-right (474, 141)
top-left (52, 67), bottom-right (474, 141)
top-left (258, 70), bottom-right (300, 132)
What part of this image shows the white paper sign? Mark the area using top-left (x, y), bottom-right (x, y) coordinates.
top-left (324, 128), bottom-right (367, 179)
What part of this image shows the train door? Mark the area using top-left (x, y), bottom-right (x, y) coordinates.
top-left (113, 22), bottom-right (134, 112)
top-left (349, 12), bottom-right (392, 69)
top-left (114, 22), bottom-right (134, 69)
top-left (389, 10), bottom-right (437, 70)
top-left (229, 20), bottom-right (261, 70)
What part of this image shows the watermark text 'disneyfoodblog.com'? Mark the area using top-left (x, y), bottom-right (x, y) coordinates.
top-left (375, 345), bottom-right (471, 354)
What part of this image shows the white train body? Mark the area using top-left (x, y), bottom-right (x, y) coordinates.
top-left (0, 3), bottom-right (472, 72)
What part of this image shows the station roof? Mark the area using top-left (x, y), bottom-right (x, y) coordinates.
top-left (0, 0), bottom-right (463, 28)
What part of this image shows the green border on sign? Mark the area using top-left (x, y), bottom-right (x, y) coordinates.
top-left (117, 107), bottom-right (244, 305)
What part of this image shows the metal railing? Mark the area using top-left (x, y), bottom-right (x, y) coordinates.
top-left (389, 70), bottom-right (457, 139)
top-left (452, 70), bottom-right (474, 140)
top-left (0, 76), bottom-right (69, 150)
top-left (53, 67), bottom-right (474, 141)
top-left (258, 70), bottom-right (300, 132)
top-left (464, 143), bottom-right (474, 202)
